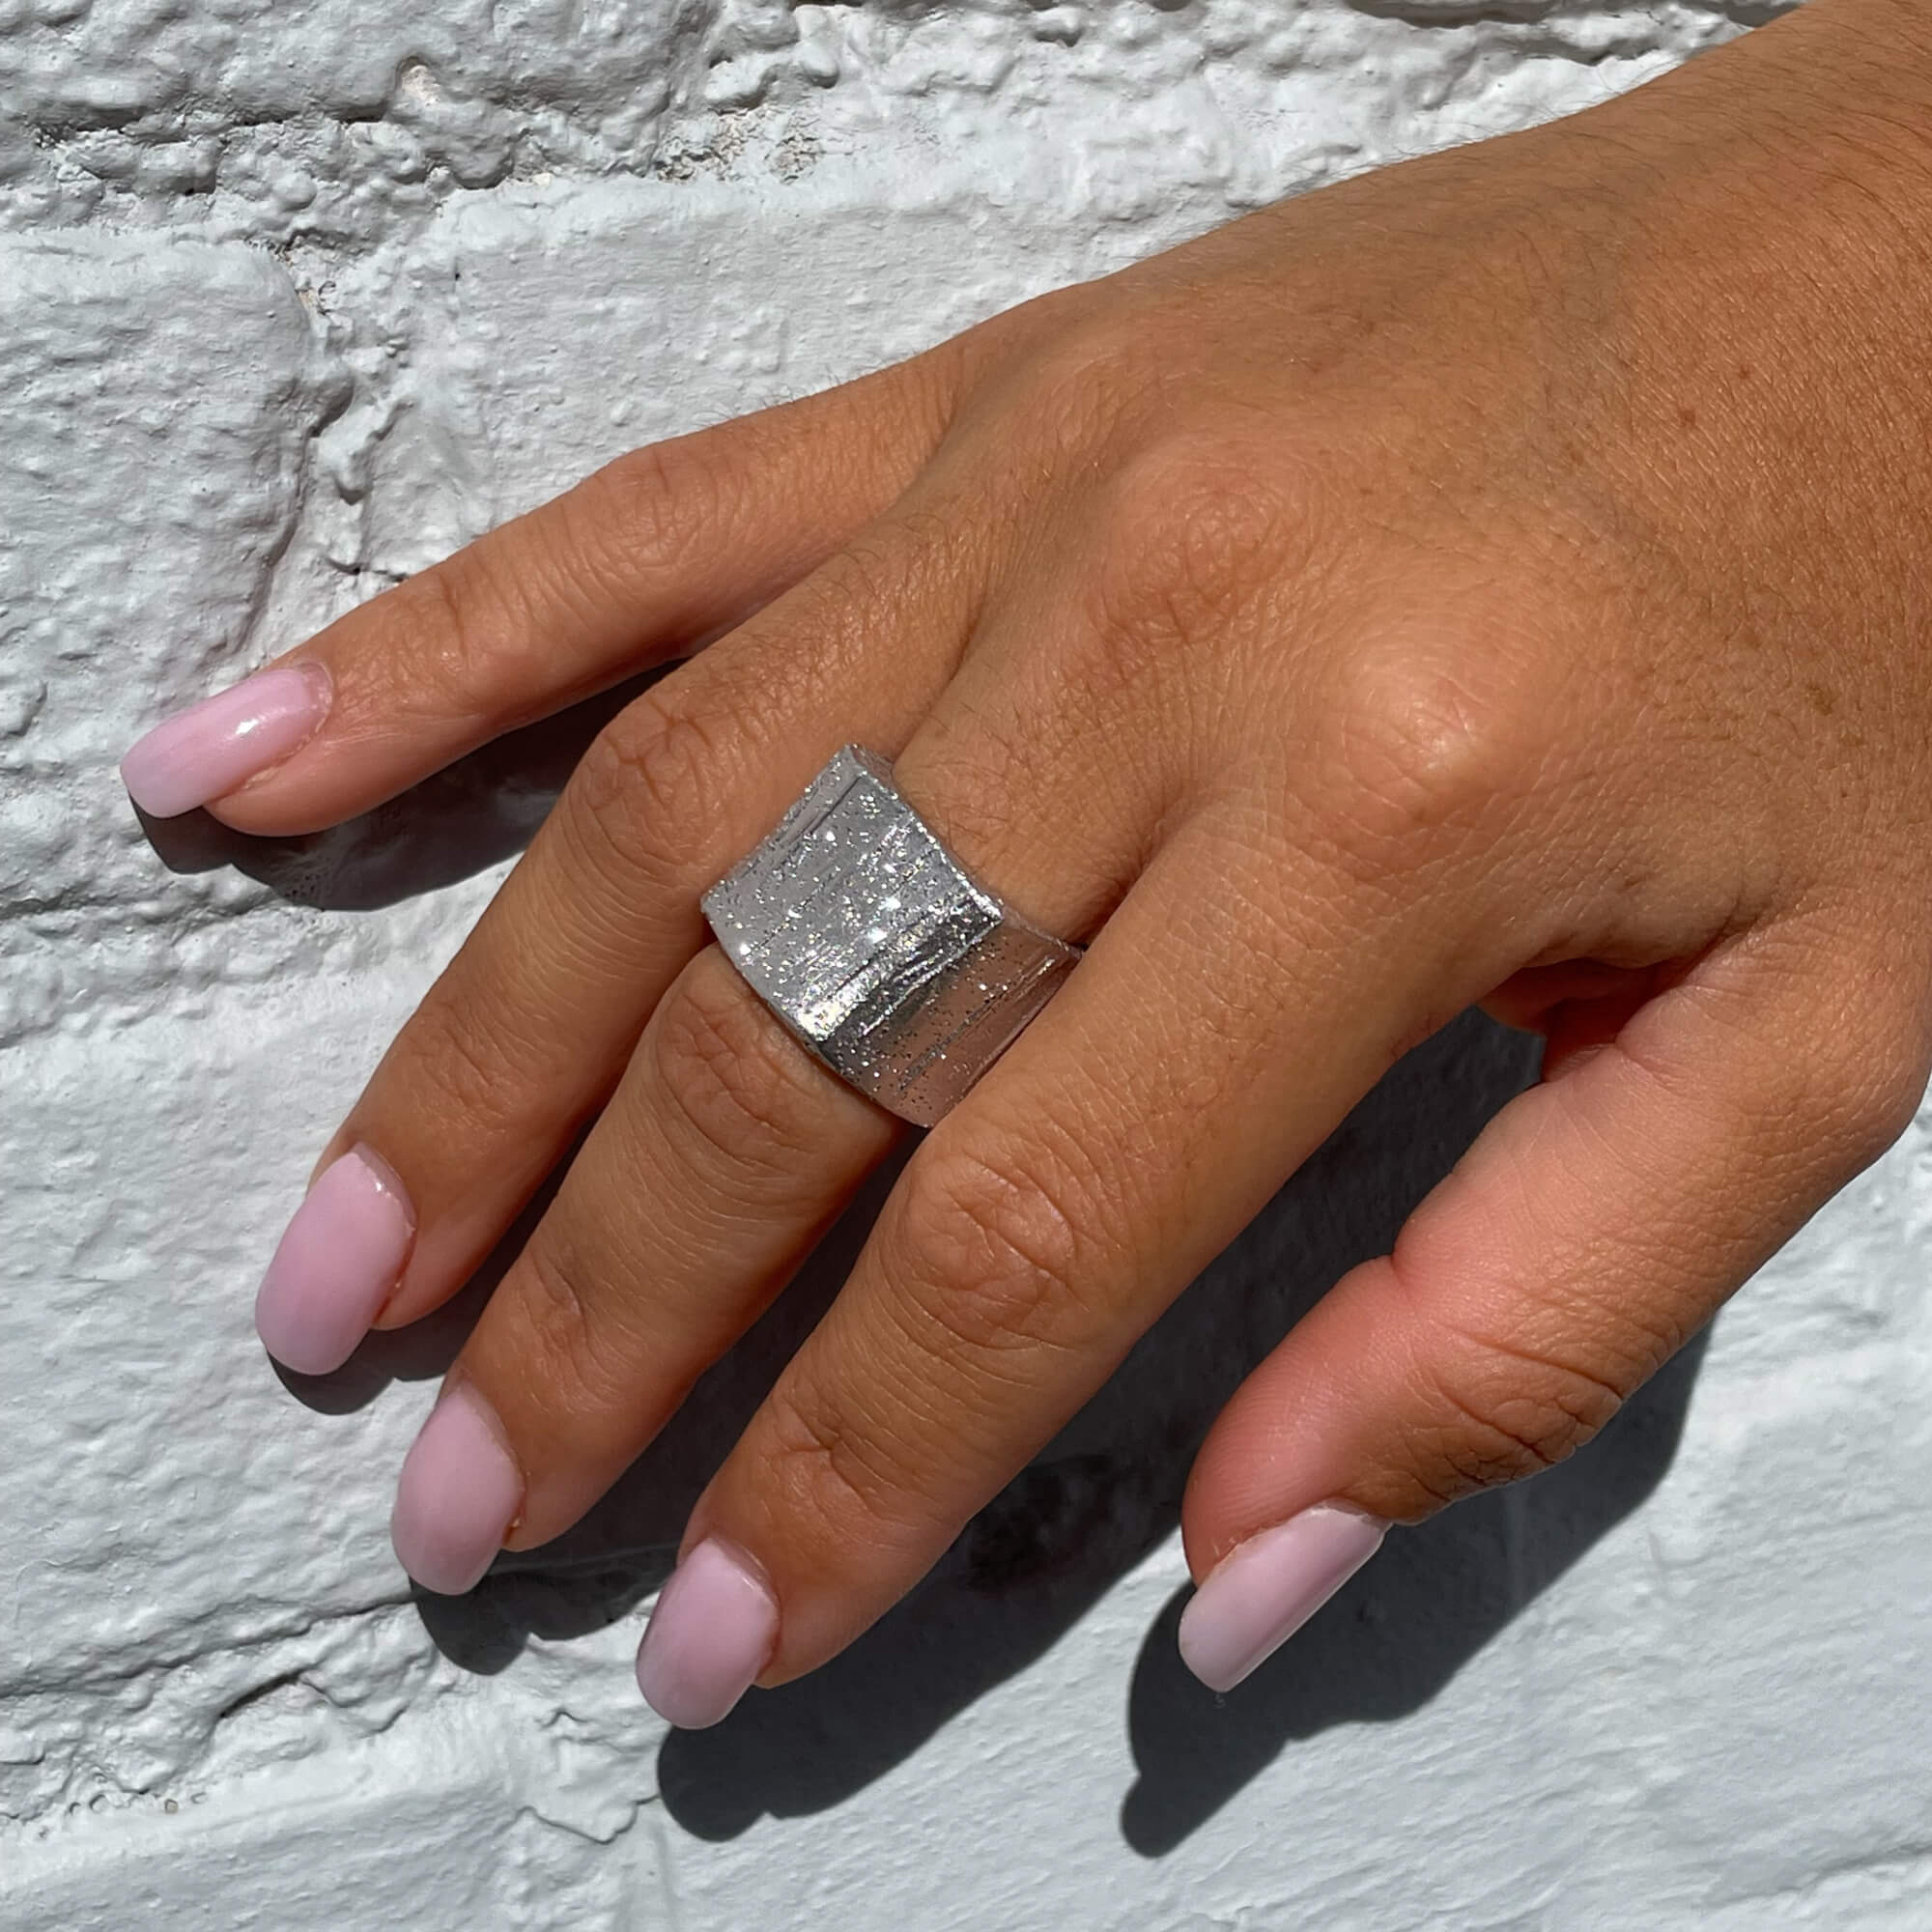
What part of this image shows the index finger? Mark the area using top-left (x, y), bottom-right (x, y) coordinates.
top-left (121, 353), bottom-right (960, 835)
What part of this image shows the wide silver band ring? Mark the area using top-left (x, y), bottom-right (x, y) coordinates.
top-left (701, 746), bottom-right (1084, 1127)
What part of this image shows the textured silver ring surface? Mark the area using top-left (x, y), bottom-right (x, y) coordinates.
top-left (701, 746), bottom-right (1084, 1127)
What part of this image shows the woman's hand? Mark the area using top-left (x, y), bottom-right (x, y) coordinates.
top-left (121, 0), bottom-right (1932, 1723)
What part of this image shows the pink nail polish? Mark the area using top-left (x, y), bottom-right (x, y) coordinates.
top-left (390, 1383), bottom-right (523, 1596)
top-left (1177, 1504), bottom-right (1388, 1693)
top-left (254, 1148), bottom-right (413, 1376)
top-left (636, 1539), bottom-right (779, 1729)
top-left (120, 661), bottom-right (331, 818)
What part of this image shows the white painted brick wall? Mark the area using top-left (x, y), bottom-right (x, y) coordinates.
top-left (16, 1), bottom-right (1932, 1924)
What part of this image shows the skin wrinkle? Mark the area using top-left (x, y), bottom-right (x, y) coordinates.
top-left (646, 963), bottom-right (845, 1190)
top-left (1407, 1123), bottom-right (1690, 1381)
top-left (509, 1237), bottom-right (640, 1418)
top-left (538, 804), bottom-right (712, 977)
top-left (894, 1141), bottom-right (1102, 1362)
top-left (174, 0), bottom-right (1932, 1691)
top-left (1384, 1214), bottom-right (1644, 1413)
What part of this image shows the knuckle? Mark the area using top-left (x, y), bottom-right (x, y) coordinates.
top-left (384, 549), bottom-right (528, 713)
top-left (574, 436), bottom-right (726, 584)
top-left (756, 1374), bottom-right (935, 1548)
top-left (1400, 1320), bottom-right (1626, 1512)
top-left (649, 955), bottom-right (838, 1187)
top-left (393, 990), bottom-right (524, 1139)
top-left (1085, 437), bottom-right (1308, 671)
top-left (960, 280), bottom-right (1090, 380)
top-left (567, 686), bottom-right (732, 895)
top-left (1011, 322), bottom-right (1159, 462)
top-left (513, 1236), bottom-right (631, 1412)
top-left (1312, 622), bottom-right (1552, 867)
top-left (893, 1134), bottom-right (1104, 1361)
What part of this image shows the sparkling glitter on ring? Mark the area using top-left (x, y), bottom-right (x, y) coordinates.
top-left (700, 747), bottom-right (1083, 1126)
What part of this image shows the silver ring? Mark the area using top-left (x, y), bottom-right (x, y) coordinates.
top-left (701, 746), bottom-right (1084, 1126)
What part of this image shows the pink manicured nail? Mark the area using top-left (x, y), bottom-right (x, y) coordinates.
top-left (1178, 1504), bottom-right (1388, 1693)
top-left (254, 1148), bottom-right (413, 1376)
top-left (120, 661), bottom-right (331, 818)
top-left (390, 1383), bottom-right (523, 1596)
top-left (636, 1539), bottom-right (779, 1729)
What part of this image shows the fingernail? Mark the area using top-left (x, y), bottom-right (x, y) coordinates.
top-left (254, 1148), bottom-right (413, 1376)
top-left (636, 1538), bottom-right (779, 1729)
top-left (120, 661), bottom-right (331, 818)
top-left (390, 1383), bottom-right (523, 1596)
top-left (1178, 1504), bottom-right (1388, 1693)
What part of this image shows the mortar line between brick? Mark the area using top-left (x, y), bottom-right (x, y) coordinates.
top-left (0, 1591), bottom-right (417, 1704)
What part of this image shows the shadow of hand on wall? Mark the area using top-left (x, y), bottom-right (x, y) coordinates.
top-left (137, 671), bottom-right (659, 910)
top-left (642, 1015), bottom-right (1704, 1852)
top-left (1116, 1327), bottom-right (1708, 1855)
top-left (403, 1009), bottom-right (1699, 1853)
top-left (179, 689), bottom-right (1707, 1856)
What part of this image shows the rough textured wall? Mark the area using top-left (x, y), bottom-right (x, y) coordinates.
top-left (19, 1), bottom-right (1932, 1926)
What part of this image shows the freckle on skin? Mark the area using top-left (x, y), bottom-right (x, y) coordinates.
top-left (1805, 681), bottom-right (1836, 718)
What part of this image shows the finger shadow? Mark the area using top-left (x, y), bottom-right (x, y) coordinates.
top-left (137, 669), bottom-right (665, 911)
top-left (399, 1007), bottom-right (1704, 1850)
top-left (174, 668), bottom-right (662, 1408)
top-left (1117, 1325), bottom-right (1710, 1856)
top-left (269, 1157), bottom-right (574, 1416)
top-left (647, 1009), bottom-right (1554, 1839)
top-left (412, 1146), bottom-right (917, 1676)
